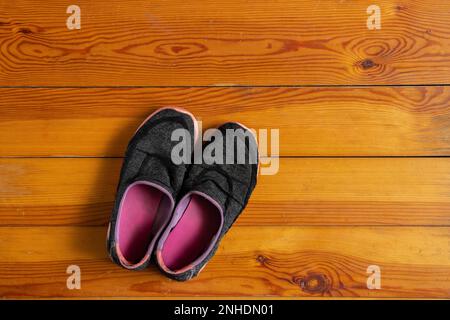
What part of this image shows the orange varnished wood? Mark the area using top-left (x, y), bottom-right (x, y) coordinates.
top-left (1, 0), bottom-right (449, 300)
top-left (1, 1), bottom-right (450, 85)
top-left (1, 158), bottom-right (449, 226)
top-left (0, 226), bottom-right (448, 298)
top-left (1, 87), bottom-right (450, 156)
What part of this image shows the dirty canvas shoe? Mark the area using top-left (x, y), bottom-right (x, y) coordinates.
top-left (107, 107), bottom-right (198, 270)
top-left (155, 122), bottom-right (258, 280)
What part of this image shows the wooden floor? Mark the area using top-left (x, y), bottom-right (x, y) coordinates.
top-left (0, 0), bottom-right (449, 299)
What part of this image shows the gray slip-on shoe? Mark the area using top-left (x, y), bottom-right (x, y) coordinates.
top-left (107, 107), bottom-right (198, 270)
top-left (155, 122), bottom-right (258, 280)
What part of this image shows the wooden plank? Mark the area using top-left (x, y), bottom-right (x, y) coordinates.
top-left (1, 158), bottom-right (449, 226)
top-left (1, 87), bottom-right (450, 156)
top-left (0, 226), bottom-right (448, 298)
top-left (1, 1), bottom-right (450, 86)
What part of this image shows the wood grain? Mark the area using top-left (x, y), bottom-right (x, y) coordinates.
top-left (1, 158), bottom-right (449, 226)
top-left (1, 0), bottom-right (450, 85)
top-left (1, 0), bottom-right (449, 300)
top-left (1, 86), bottom-right (450, 156)
top-left (0, 226), bottom-right (448, 298)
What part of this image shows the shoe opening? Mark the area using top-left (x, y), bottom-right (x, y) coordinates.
top-left (159, 193), bottom-right (223, 272)
top-left (116, 181), bottom-right (173, 267)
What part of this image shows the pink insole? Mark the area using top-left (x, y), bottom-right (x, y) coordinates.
top-left (161, 195), bottom-right (221, 271)
top-left (118, 184), bottom-right (163, 264)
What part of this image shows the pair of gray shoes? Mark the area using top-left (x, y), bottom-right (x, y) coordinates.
top-left (107, 107), bottom-right (258, 281)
